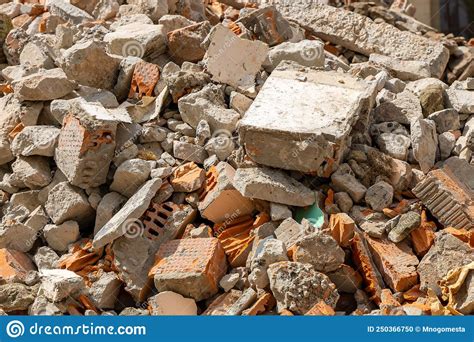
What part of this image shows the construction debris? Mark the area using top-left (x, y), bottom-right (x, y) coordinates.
top-left (0, 0), bottom-right (472, 317)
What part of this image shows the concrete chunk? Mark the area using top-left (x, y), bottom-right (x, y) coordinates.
top-left (234, 166), bottom-right (314, 207)
top-left (12, 68), bottom-right (75, 101)
top-left (45, 182), bottom-right (95, 227)
top-left (204, 24), bottom-right (269, 91)
top-left (418, 231), bottom-right (474, 296)
top-left (265, 1), bottom-right (449, 78)
top-left (93, 178), bottom-right (162, 249)
top-left (240, 62), bottom-right (376, 175)
top-left (268, 261), bottom-right (339, 315)
top-left (40, 269), bottom-right (84, 302)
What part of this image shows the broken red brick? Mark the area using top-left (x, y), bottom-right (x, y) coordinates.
top-left (199, 162), bottom-right (255, 224)
top-left (149, 238), bottom-right (227, 301)
top-left (365, 234), bottom-right (419, 292)
top-left (329, 213), bottom-right (355, 247)
top-left (202, 290), bottom-right (242, 315)
top-left (305, 301), bottom-right (336, 316)
top-left (170, 162), bottom-right (205, 193)
top-left (243, 292), bottom-right (276, 316)
top-left (0, 248), bottom-right (36, 283)
top-left (217, 213), bottom-right (270, 267)
top-left (445, 227), bottom-right (474, 248)
top-left (351, 231), bottom-right (385, 304)
top-left (128, 61), bottom-right (160, 100)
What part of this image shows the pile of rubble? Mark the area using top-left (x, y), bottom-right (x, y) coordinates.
top-left (0, 0), bottom-right (472, 316)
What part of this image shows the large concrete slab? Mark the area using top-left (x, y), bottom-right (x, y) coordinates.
top-left (239, 61), bottom-right (376, 175)
top-left (260, 1), bottom-right (449, 78)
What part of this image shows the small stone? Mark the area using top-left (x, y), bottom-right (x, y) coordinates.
top-left (11, 126), bottom-right (60, 157)
top-left (365, 181), bottom-right (394, 212)
top-left (234, 166), bottom-right (315, 207)
top-left (40, 269), bottom-right (85, 302)
top-left (204, 24), bottom-right (269, 91)
top-left (427, 109), bottom-right (460, 134)
top-left (89, 272), bottom-right (122, 309)
top-left (45, 182), bottom-right (95, 227)
top-left (110, 159), bottom-right (151, 198)
top-left (388, 212), bottom-right (421, 243)
top-left (33, 247), bottom-right (59, 270)
top-left (219, 273), bottom-right (240, 292)
top-left (419, 83), bottom-right (444, 116)
top-left (334, 192), bottom-right (353, 213)
top-left (229, 92), bottom-right (253, 116)
top-left (438, 132), bottom-right (456, 160)
top-left (293, 232), bottom-right (345, 273)
top-left (376, 133), bottom-right (410, 160)
top-left (44, 221), bottom-right (80, 252)
top-left (248, 238), bottom-right (288, 289)
top-left (10, 156), bottom-right (52, 190)
top-left (411, 118), bottom-right (438, 173)
top-left (0, 283), bottom-right (36, 312)
top-left (173, 141), bottom-right (208, 164)
top-left (270, 203), bottom-right (292, 221)
top-left (331, 172), bottom-right (367, 203)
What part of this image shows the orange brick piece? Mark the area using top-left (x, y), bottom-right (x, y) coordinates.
top-left (149, 238), bottom-right (227, 301)
top-left (445, 227), bottom-right (474, 248)
top-left (351, 231), bottom-right (385, 304)
top-left (365, 234), bottom-right (419, 292)
top-left (305, 301), bottom-right (335, 316)
top-left (412, 158), bottom-right (473, 229)
top-left (198, 162), bottom-right (255, 224)
top-left (329, 213), bottom-right (355, 247)
top-left (128, 61), bottom-right (160, 99)
top-left (0, 248), bottom-right (35, 282)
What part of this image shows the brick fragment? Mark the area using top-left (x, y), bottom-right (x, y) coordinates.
top-left (329, 213), bottom-right (355, 247)
top-left (351, 231), bottom-right (385, 304)
top-left (0, 248), bottom-right (35, 283)
top-left (305, 301), bottom-right (336, 316)
top-left (217, 213), bottom-right (270, 267)
top-left (365, 234), bottom-right (419, 292)
top-left (170, 162), bottom-right (205, 193)
top-left (55, 111), bottom-right (117, 189)
top-left (128, 61), bottom-right (160, 100)
top-left (149, 238), bottom-right (227, 301)
top-left (412, 157), bottom-right (473, 230)
top-left (199, 162), bottom-right (255, 224)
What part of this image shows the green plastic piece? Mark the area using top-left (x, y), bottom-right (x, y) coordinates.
top-left (294, 203), bottom-right (324, 228)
